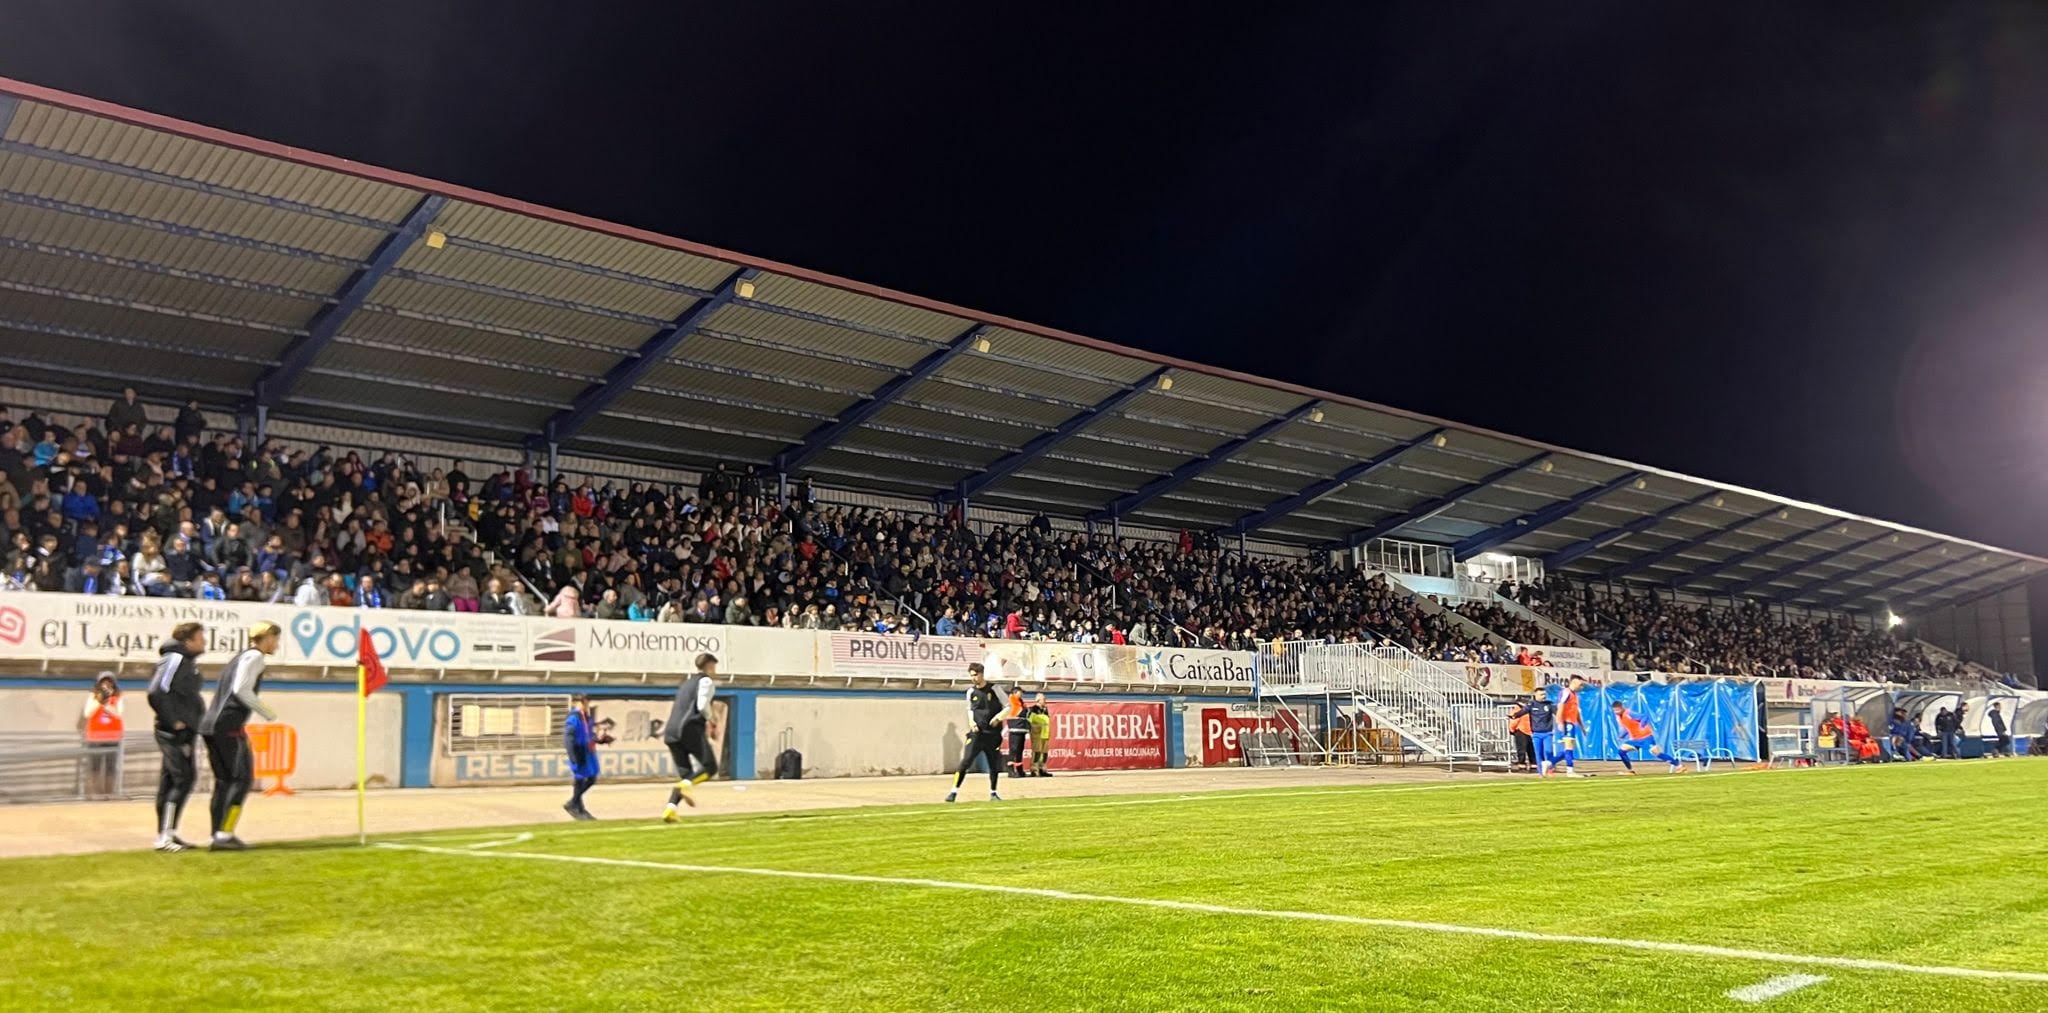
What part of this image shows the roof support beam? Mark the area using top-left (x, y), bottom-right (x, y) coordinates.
top-left (1223, 427), bottom-right (1446, 537)
top-left (534, 266), bottom-right (753, 447)
top-left (1677, 520), bottom-right (1839, 587)
top-left (254, 194), bottom-right (446, 409)
top-left (1544, 491), bottom-right (1719, 570)
top-left (1336, 454), bottom-right (1546, 549)
top-left (1885, 558), bottom-right (2026, 611)
top-left (1727, 530), bottom-right (1894, 598)
top-left (1093, 400), bottom-right (1319, 522)
top-left (956, 368), bottom-right (1169, 500)
top-left (1770, 543), bottom-right (1923, 604)
top-left (1452, 471), bottom-right (1644, 559)
top-left (1600, 505), bottom-right (1780, 581)
top-left (776, 323), bottom-right (990, 475)
top-left (1820, 551), bottom-right (1997, 608)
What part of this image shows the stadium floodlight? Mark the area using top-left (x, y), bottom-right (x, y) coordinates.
top-left (1887, 612), bottom-right (1904, 628)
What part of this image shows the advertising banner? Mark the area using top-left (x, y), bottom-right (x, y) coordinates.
top-left (0, 594), bottom-right (1253, 687)
top-left (1199, 702), bottom-right (1315, 766)
top-left (1046, 700), bottom-right (1167, 770)
top-left (1466, 664), bottom-right (1609, 696)
top-left (1124, 646), bottom-right (1257, 685)
top-left (829, 631), bottom-right (987, 680)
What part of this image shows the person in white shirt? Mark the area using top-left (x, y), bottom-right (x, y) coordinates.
top-left (197, 622), bottom-right (281, 851)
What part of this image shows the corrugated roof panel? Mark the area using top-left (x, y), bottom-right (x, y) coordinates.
top-left (1161, 372), bottom-right (1313, 417)
top-left (673, 330), bottom-right (897, 394)
top-left (393, 240), bottom-right (695, 321)
top-left (0, 285), bottom-right (290, 360)
top-left (866, 402), bottom-right (1043, 448)
top-left (1235, 440), bottom-right (1357, 475)
top-left (836, 428), bottom-right (1001, 471)
top-left (314, 341), bottom-right (590, 405)
top-left (1061, 439), bottom-right (1196, 476)
top-left (369, 274), bottom-right (657, 350)
top-left (708, 302), bottom-right (933, 370)
top-left (0, 199), bottom-right (354, 292)
top-left (982, 328), bottom-right (1158, 386)
top-left (0, 324), bottom-right (267, 390)
top-left (340, 309), bottom-right (621, 378)
top-left (0, 244), bottom-right (319, 326)
top-left (573, 413), bottom-right (788, 462)
top-left (606, 392), bottom-right (823, 444)
top-left (1076, 412), bottom-right (1218, 455)
top-left (934, 353), bottom-right (1124, 405)
top-left (910, 379), bottom-right (1080, 428)
top-left (1199, 458), bottom-right (1323, 489)
top-left (1312, 403), bottom-right (1441, 441)
top-left (972, 479), bottom-right (1114, 514)
top-left (7, 101), bottom-right (422, 222)
top-left (809, 447), bottom-right (971, 489)
top-left (434, 202), bottom-right (739, 293)
top-left (0, 152), bottom-right (388, 259)
top-left (294, 372), bottom-right (553, 429)
top-left (749, 273), bottom-right (970, 342)
top-left (621, 366), bottom-right (838, 421)
top-left (1015, 459), bottom-right (1147, 495)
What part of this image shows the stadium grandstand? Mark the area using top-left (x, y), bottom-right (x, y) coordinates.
top-left (4, 66), bottom-right (2048, 1013)
top-left (0, 76), bottom-right (2038, 688)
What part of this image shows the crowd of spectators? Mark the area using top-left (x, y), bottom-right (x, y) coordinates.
top-left (0, 392), bottom-right (1544, 657)
top-left (0, 392), bottom-right (1983, 685)
top-left (1500, 578), bottom-right (1972, 682)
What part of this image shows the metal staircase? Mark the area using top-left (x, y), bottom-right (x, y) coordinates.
top-left (1257, 639), bottom-right (1511, 770)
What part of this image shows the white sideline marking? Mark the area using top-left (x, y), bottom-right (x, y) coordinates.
top-left (377, 842), bottom-right (2048, 984)
top-left (464, 832), bottom-right (532, 850)
top-left (1728, 974), bottom-right (1829, 1002)
top-left (386, 763), bottom-right (1863, 846)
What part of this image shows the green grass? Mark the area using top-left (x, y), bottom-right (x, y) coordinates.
top-left (3, 762), bottom-right (2045, 1011)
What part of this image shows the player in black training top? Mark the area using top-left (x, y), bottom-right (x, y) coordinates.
top-left (147, 621), bottom-right (207, 852)
top-left (946, 662), bottom-right (1006, 802)
top-left (661, 653), bottom-right (720, 821)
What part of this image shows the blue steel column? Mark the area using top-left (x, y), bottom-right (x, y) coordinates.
top-left (1452, 472), bottom-right (1645, 559)
top-left (776, 324), bottom-right (991, 475)
top-left (1093, 401), bottom-right (1318, 524)
top-left (1223, 427), bottom-right (1447, 537)
top-left (255, 194), bottom-right (448, 410)
top-left (956, 368), bottom-right (1170, 500)
top-left (533, 266), bottom-right (753, 448)
top-left (1337, 455), bottom-right (1547, 549)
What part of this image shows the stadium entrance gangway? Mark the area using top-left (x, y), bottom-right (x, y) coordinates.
top-left (1255, 640), bottom-right (1512, 771)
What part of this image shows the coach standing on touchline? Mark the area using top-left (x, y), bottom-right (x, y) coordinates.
top-left (147, 622), bottom-right (207, 852)
top-left (946, 662), bottom-right (1006, 803)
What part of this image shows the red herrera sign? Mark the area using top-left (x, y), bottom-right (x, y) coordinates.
top-left (1047, 701), bottom-right (1166, 771)
top-left (1201, 704), bottom-right (1313, 766)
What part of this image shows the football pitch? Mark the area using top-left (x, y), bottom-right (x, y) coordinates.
top-left (2, 762), bottom-right (2043, 1011)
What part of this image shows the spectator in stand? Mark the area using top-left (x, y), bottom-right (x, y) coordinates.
top-left (106, 388), bottom-right (148, 437)
top-left (1517, 575), bottom-right (1970, 682)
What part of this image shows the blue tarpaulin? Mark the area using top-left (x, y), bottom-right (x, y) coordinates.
top-left (1541, 679), bottom-right (1758, 762)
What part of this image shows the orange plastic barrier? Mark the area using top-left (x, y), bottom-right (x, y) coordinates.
top-left (246, 723), bottom-right (299, 797)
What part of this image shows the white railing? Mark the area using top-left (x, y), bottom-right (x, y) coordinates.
top-left (1256, 639), bottom-right (1511, 768)
top-left (1489, 593), bottom-right (1602, 650)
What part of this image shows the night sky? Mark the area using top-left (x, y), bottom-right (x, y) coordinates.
top-left (5, 2), bottom-right (2047, 554)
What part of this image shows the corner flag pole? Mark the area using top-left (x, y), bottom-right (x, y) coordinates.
top-left (356, 658), bottom-right (368, 846)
